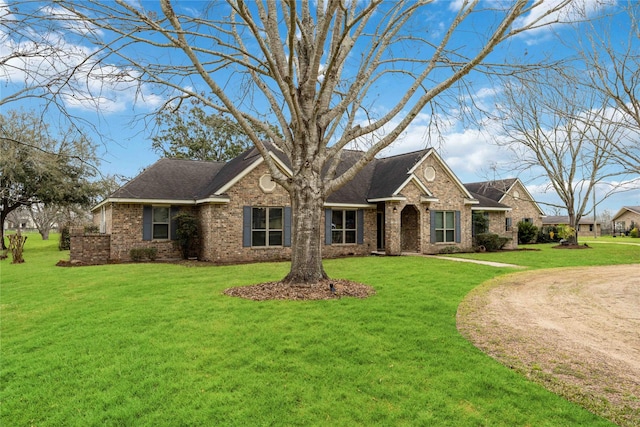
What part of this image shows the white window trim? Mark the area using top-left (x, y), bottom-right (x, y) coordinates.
top-left (435, 210), bottom-right (456, 243)
top-left (252, 207), bottom-right (284, 247)
top-left (331, 209), bottom-right (357, 245)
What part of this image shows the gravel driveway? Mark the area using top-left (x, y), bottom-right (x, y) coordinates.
top-left (457, 264), bottom-right (640, 427)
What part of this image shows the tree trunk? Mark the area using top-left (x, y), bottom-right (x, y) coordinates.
top-left (39, 229), bottom-right (50, 240)
top-left (283, 171), bottom-right (328, 286)
top-left (0, 207), bottom-right (8, 250)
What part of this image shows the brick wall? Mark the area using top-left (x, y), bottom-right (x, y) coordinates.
top-left (109, 203), bottom-right (184, 261)
top-left (69, 226), bottom-right (111, 265)
top-left (199, 163), bottom-right (375, 263)
top-left (502, 181), bottom-right (544, 229)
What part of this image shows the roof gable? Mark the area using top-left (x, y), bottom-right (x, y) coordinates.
top-left (199, 144), bottom-right (292, 198)
top-left (465, 178), bottom-right (545, 216)
top-left (612, 206), bottom-right (640, 221)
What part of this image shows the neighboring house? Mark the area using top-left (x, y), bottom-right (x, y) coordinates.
top-left (541, 216), bottom-right (602, 237)
top-left (612, 206), bottom-right (640, 234)
top-left (464, 178), bottom-right (545, 238)
top-left (87, 146), bottom-right (539, 264)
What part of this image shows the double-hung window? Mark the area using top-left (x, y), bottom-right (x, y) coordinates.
top-left (435, 211), bottom-right (456, 243)
top-left (252, 207), bottom-right (283, 247)
top-left (332, 210), bottom-right (357, 244)
top-left (152, 206), bottom-right (170, 239)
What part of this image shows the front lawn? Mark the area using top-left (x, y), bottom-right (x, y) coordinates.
top-left (3, 234), bottom-right (634, 426)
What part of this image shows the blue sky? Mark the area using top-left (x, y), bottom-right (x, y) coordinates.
top-left (1, 0), bottom-right (638, 217)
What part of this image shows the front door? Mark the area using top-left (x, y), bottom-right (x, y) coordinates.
top-left (377, 211), bottom-right (385, 251)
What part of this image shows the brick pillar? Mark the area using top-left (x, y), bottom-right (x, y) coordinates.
top-left (385, 202), bottom-right (402, 256)
top-left (69, 226), bottom-right (85, 262)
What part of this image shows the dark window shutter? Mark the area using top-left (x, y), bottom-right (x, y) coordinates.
top-left (430, 210), bottom-right (437, 244)
top-left (143, 205), bottom-right (152, 241)
top-left (170, 206), bottom-right (180, 240)
top-left (325, 209), bottom-right (332, 245)
top-left (284, 206), bottom-right (292, 247)
top-left (242, 206), bottom-right (252, 247)
top-left (357, 209), bottom-right (364, 244)
top-left (455, 211), bottom-right (461, 243)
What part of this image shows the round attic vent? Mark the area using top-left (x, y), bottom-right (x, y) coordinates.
top-left (259, 174), bottom-right (276, 193)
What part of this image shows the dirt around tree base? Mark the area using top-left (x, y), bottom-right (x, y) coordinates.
top-left (224, 279), bottom-right (376, 301)
top-left (457, 265), bottom-right (640, 427)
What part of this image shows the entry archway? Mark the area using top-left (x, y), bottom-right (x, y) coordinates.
top-left (401, 204), bottom-right (420, 252)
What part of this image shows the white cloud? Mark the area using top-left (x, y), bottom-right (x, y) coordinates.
top-left (0, 22), bottom-right (162, 114)
top-left (514, 0), bottom-right (617, 44)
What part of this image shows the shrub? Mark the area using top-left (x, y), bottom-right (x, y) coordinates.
top-left (517, 221), bottom-right (538, 244)
top-left (537, 226), bottom-right (560, 244)
top-left (173, 212), bottom-right (199, 259)
top-left (129, 247), bottom-right (158, 262)
top-left (557, 225), bottom-right (576, 243)
top-left (58, 224), bottom-right (71, 250)
top-left (439, 246), bottom-right (460, 254)
top-left (84, 224), bottom-right (100, 234)
top-left (474, 233), bottom-right (510, 252)
top-left (630, 227), bottom-right (639, 238)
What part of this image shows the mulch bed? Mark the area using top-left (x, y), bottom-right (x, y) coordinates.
top-left (552, 244), bottom-right (592, 249)
top-left (224, 279), bottom-right (376, 301)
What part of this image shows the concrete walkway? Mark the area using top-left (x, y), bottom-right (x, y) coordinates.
top-left (425, 255), bottom-right (525, 268)
top-left (390, 251), bottom-right (525, 268)
top-left (582, 240), bottom-right (640, 247)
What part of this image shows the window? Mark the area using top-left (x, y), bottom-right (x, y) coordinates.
top-left (331, 210), bottom-right (357, 244)
top-left (505, 217), bottom-right (512, 232)
top-left (435, 211), bottom-right (456, 243)
top-left (522, 217), bottom-right (533, 223)
top-left (152, 206), bottom-right (170, 239)
top-left (252, 207), bottom-right (283, 247)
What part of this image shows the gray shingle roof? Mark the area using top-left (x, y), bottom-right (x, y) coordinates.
top-left (326, 150), bottom-right (377, 204)
top-left (468, 192), bottom-right (510, 210)
top-left (104, 146), bottom-right (446, 206)
top-left (110, 158), bottom-right (225, 201)
top-left (367, 149), bottom-right (430, 199)
top-left (464, 178), bottom-right (517, 203)
top-left (542, 216), bottom-right (599, 225)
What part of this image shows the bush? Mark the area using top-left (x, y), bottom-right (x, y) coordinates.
top-left (556, 225), bottom-right (576, 243)
top-left (173, 212), bottom-right (199, 259)
top-left (439, 246), bottom-right (460, 254)
top-left (537, 226), bottom-right (560, 244)
top-left (517, 221), bottom-right (538, 244)
top-left (129, 247), bottom-right (158, 262)
top-left (58, 224), bottom-right (71, 250)
top-left (474, 233), bottom-right (510, 252)
top-left (84, 224), bottom-right (100, 234)
top-left (630, 227), bottom-right (639, 238)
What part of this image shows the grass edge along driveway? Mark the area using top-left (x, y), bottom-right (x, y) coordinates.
top-left (3, 235), bottom-right (636, 426)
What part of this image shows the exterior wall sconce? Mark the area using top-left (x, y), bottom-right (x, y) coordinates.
top-left (393, 206), bottom-right (397, 213)
top-left (425, 206), bottom-right (429, 211)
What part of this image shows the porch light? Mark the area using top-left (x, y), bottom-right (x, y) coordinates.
top-left (393, 206), bottom-right (397, 213)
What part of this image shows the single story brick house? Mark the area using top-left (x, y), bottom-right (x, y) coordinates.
top-left (541, 215), bottom-right (602, 237)
top-left (612, 206), bottom-right (640, 234)
top-left (87, 145), bottom-right (539, 264)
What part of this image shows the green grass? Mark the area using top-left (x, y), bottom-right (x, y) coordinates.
top-left (444, 241), bottom-right (639, 269)
top-left (2, 234), bottom-right (636, 426)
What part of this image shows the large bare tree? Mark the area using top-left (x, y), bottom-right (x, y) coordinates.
top-left (494, 67), bottom-right (638, 243)
top-left (576, 2), bottom-right (640, 172)
top-left (3, 0), bottom-right (574, 283)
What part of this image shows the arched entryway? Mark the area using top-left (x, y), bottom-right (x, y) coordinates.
top-left (401, 205), bottom-right (420, 252)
